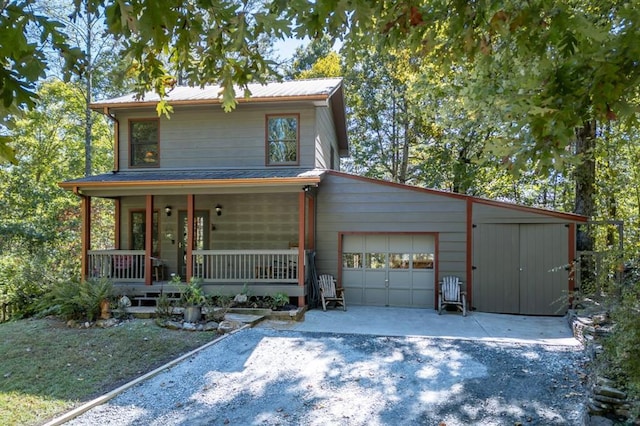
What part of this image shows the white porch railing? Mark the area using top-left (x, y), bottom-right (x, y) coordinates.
top-left (88, 250), bottom-right (146, 282)
top-left (193, 249), bottom-right (300, 283)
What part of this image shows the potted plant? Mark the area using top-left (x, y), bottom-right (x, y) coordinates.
top-left (178, 276), bottom-right (206, 323)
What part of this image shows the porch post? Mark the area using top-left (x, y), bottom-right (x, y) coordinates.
top-left (306, 194), bottom-right (315, 250)
top-left (80, 194), bottom-right (91, 281)
top-left (144, 195), bottom-right (153, 285)
top-left (114, 198), bottom-right (121, 249)
top-left (186, 194), bottom-right (195, 283)
top-left (297, 191), bottom-right (306, 307)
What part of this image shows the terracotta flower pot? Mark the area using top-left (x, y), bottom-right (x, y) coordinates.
top-left (100, 299), bottom-right (111, 320)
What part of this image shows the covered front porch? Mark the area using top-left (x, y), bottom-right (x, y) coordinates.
top-left (88, 248), bottom-right (309, 300)
top-left (60, 169), bottom-right (324, 307)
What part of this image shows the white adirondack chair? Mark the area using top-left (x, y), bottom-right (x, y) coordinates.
top-left (438, 276), bottom-right (467, 316)
top-left (318, 274), bottom-right (346, 311)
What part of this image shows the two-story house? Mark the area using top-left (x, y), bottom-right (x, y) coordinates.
top-left (60, 78), bottom-right (587, 315)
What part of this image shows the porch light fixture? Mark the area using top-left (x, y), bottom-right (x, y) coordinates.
top-left (165, 205), bottom-right (172, 216)
top-left (215, 204), bottom-right (223, 216)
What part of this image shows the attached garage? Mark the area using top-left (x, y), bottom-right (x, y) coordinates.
top-left (341, 234), bottom-right (436, 308)
top-left (314, 171), bottom-right (586, 315)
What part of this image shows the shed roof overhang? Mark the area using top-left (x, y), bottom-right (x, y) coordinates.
top-left (59, 169), bottom-right (325, 198)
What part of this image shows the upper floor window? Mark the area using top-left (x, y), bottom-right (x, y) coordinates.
top-left (130, 119), bottom-right (159, 167)
top-left (266, 114), bottom-right (299, 165)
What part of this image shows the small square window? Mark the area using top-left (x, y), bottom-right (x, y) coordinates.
top-left (413, 253), bottom-right (434, 269)
top-left (130, 119), bottom-right (159, 167)
top-left (266, 115), bottom-right (299, 165)
top-left (365, 253), bottom-right (387, 269)
top-left (342, 253), bottom-right (363, 268)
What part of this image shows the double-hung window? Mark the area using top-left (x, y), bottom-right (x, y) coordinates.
top-left (130, 119), bottom-right (160, 167)
top-left (266, 114), bottom-right (299, 165)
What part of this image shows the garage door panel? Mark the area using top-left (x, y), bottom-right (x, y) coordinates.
top-left (364, 270), bottom-right (386, 288)
top-left (412, 289), bottom-right (433, 306)
top-left (364, 289), bottom-right (387, 305)
top-left (388, 271), bottom-right (411, 288)
top-left (342, 270), bottom-right (364, 305)
top-left (365, 235), bottom-right (387, 251)
top-left (519, 224), bottom-right (569, 315)
top-left (388, 290), bottom-right (412, 307)
top-left (344, 287), bottom-right (364, 305)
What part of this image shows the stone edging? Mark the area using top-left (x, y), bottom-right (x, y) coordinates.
top-left (567, 309), bottom-right (636, 423)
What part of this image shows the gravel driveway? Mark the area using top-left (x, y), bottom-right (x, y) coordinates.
top-left (62, 327), bottom-right (587, 425)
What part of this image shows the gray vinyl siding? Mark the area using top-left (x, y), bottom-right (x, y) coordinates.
top-left (472, 202), bottom-right (571, 224)
top-left (315, 106), bottom-right (339, 170)
top-left (119, 193), bottom-right (299, 276)
top-left (315, 174), bottom-right (467, 280)
top-left (116, 104), bottom-right (320, 170)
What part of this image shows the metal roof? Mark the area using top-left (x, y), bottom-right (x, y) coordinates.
top-left (92, 78), bottom-right (344, 106)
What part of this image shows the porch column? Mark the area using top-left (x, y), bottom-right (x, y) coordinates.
top-left (306, 194), bottom-right (315, 250)
top-left (80, 194), bottom-right (91, 281)
top-left (114, 198), bottom-right (121, 249)
top-left (297, 191), bottom-right (306, 307)
top-left (144, 195), bottom-right (153, 285)
top-left (186, 194), bottom-right (195, 283)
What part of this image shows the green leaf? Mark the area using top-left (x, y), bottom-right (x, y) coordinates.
top-left (0, 136), bottom-right (17, 165)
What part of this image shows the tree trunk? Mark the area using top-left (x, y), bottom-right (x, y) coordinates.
top-left (574, 120), bottom-right (597, 251)
top-left (84, 3), bottom-right (93, 177)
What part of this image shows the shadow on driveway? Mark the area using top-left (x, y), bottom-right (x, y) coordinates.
top-left (62, 324), bottom-right (587, 426)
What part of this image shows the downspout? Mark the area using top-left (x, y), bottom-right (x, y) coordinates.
top-left (102, 107), bottom-right (119, 172)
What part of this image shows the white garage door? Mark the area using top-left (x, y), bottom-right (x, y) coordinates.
top-left (342, 234), bottom-right (436, 308)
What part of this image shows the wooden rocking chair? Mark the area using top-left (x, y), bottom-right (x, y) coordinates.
top-left (438, 276), bottom-right (467, 316)
top-left (318, 274), bottom-right (346, 311)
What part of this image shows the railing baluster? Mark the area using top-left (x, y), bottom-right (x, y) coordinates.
top-left (187, 249), bottom-right (300, 284)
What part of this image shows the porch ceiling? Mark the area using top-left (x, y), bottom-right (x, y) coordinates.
top-left (59, 168), bottom-right (324, 197)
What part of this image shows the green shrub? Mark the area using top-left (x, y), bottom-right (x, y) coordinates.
top-left (179, 277), bottom-right (205, 307)
top-left (155, 293), bottom-right (173, 319)
top-left (605, 282), bottom-right (640, 411)
top-left (0, 253), bottom-right (51, 319)
top-left (207, 292), bottom-right (233, 322)
top-left (38, 278), bottom-right (114, 322)
top-left (270, 292), bottom-right (290, 309)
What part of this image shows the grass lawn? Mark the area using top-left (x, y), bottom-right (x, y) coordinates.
top-left (0, 317), bottom-right (218, 426)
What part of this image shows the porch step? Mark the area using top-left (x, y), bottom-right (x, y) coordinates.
top-left (131, 295), bottom-right (181, 307)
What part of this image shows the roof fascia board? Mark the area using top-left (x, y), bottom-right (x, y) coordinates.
top-left (59, 176), bottom-right (322, 192)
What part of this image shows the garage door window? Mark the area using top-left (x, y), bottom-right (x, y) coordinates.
top-left (412, 253), bottom-right (434, 269)
top-left (343, 253), bottom-right (363, 268)
top-left (389, 253), bottom-right (410, 269)
top-left (366, 253), bottom-right (386, 269)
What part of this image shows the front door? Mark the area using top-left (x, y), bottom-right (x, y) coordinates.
top-left (178, 210), bottom-right (210, 277)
